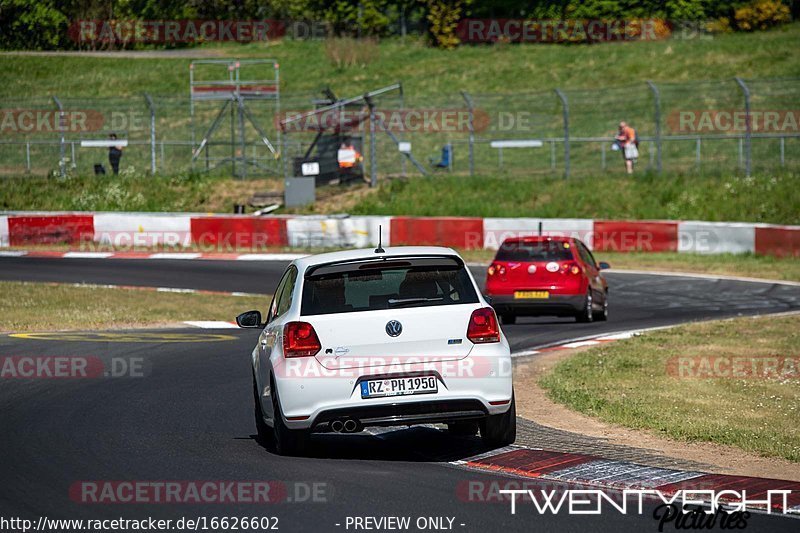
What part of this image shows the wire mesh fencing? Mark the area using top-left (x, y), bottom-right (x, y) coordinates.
top-left (0, 77), bottom-right (797, 180)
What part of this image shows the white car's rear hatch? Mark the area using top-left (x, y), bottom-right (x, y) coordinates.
top-left (300, 255), bottom-right (482, 370)
top-left (311, 305), bottom-right (478, 370)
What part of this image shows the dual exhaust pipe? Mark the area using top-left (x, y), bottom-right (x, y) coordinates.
top-left (330, 418), bottom-right (362, 433)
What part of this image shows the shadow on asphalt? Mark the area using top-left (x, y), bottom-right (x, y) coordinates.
top-left (244, 425), bottom-right (494, 462)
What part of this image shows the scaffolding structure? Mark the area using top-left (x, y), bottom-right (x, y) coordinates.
top-left (279, 83), bottom-right (427, 186)
top-left (189, 59), bottom-right (281, 177)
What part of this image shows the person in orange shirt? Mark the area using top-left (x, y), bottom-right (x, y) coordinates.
top-left (615, 121), bottom-right (638, 174)
top-left (337, 140), bottom-right (362, 173)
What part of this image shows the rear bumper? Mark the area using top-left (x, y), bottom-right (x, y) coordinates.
top-left (271, 343), bottom-right (513, 430)
top-left (489, 294), bottom-right (584, 316)
top-left (312, 399), bottom-right (489, 430)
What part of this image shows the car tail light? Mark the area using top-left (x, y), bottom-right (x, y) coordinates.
top-left (487, 263), bottom-right (506, 276)
top-left (283, 322), bottom-right (321, 357)
top-left (561, 262), bottom-right (581, 275)
top-left (467, 307), bottom-right (500, 344)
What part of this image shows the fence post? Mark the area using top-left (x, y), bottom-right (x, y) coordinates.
top-left (696, 138), bottom-right (701, 167)
top-left (143, 93), bottom-right (157, 174)
top-left (281, 127), bottom-right (289, 180)
top-left (554, 89), bottom-right (569, 179)
top-left (52, 96), bottom-right (66, 178)
top-left (780, 137), bottom-right (785, 166)
top-left (460, 90), bottom-right (475, 176)
top-left (399, 82), bottom-right (406, 177)
top-left (237, 95), bottom-right (247, 179)
top-left (646, 81), bottom-right (662, 174)
top-left (601, 142), bottom-right (606, 170)
top-left (734, 77), bottom-right (751, 177)
top-left (368, 99), bottom-right (377, 188)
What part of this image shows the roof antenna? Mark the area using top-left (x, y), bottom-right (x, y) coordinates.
top-left (375, 225), bottom-right (385, 254)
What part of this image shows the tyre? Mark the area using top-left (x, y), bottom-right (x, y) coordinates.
top-left (575, 291), bottom-right (594, 323)
top-left (447, 421), bottom-right (479, 436)
top-left (480, 394), bottom-right (516, 447)
top-left (271, 380), bottom-right (310, 456)
top-left (500, 313), bottom-right (516, 325)
top-left (252, 373), bottom-right (271, 444)
top-left (594, 292), bottom-right (608, 321)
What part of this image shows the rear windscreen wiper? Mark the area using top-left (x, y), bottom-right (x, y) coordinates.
top-left (387, 297), bottom-right (444, 307)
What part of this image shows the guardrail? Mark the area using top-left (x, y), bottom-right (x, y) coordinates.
top-left (1, 212), bottom-right (797, 258)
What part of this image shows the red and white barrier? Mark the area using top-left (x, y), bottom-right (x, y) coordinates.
top-left (7, 214), bottom-right (93, 246)
top-left (593, 220), bottom-right (678, 252)
top-left (286, 216), bottom-right (389, 248)
top-left (755, 224), bottom-right (800, 258)
top-left (191, 215), bottom-right (289, 249)
top-left (94, 213), bottom-right (192, 247)
top-left (483, 218), bottom-right (594, 250)
top-left (678, 221), bottom-right (755, 255)
top-left (390, 217), bottom-right (484, 249)
top-left (0, 215), bottom-right (8, 248)
top-left (1, 212), bottom-right (798, 258)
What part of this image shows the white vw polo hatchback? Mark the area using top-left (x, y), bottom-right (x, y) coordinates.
top-left (237, 246), bottom-right (515, 455)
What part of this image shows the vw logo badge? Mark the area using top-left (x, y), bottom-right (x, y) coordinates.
top-left (385, 320), bottom-right (403, 337)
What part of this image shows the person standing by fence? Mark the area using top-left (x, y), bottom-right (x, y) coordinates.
top-left (615, 121), bottom-right (638, 174)
top-left (108, 133), bottom-right (123, 175)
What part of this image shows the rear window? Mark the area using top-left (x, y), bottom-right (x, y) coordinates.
top-left (496, 240), bottom-right (574, 262)
top-left (301, 256), bottom-right (479, 316)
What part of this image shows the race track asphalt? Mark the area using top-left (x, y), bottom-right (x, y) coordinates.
top-left (1, 257), bottom-right (799, 532)
top-left (2, 257), bottom-right (800, 351)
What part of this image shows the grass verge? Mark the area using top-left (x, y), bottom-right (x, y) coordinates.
top-left (1, 25), bottom-right (798, 98)
top-left (539, 314), bottom-right (800, 461)
top-left (0, 174), bottom-right (282, 213)
top-left (4, 172), bottom-right (799, 227)
top-left (350, 172), bottom-right (800, 224)
top-left (0, 281), bottom-right (267, 331)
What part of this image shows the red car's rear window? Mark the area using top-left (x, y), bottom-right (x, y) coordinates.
top-left (495, 240), bottom-right (573, 262)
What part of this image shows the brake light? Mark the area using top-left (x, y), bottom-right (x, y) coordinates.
top-left (487, 263), bottom-right (506, 276)
top-left (467, 307), bottom-right (500, 344)
top-left (283, 322), bottom-right (321, 357)
top-left (561, 262), bottom-right (581, 275)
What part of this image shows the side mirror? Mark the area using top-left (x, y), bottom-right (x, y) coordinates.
top-left (598, 262), bottom-right (611, 270)
top-left (236, 310), bottom-right (263, 328)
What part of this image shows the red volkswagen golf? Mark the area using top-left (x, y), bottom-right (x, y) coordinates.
top-left (485, 236), bottom-right (610, 324)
